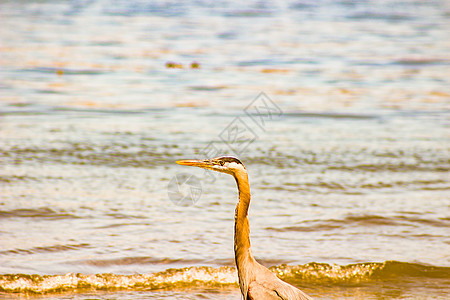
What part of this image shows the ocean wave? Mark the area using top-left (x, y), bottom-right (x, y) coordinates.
top-left (267, 214), bottom-right (450, 232)
top-left (1, 261), bottom-right (448, 294)
top-left (0, 208), bottom-right (81, 220)
top-left (0, 243), bottom-right (91, 256)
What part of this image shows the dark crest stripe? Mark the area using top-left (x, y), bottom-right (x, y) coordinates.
top-left (214, 156), bottom-right (243, 165)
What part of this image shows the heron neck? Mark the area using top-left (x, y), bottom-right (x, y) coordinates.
top-left (233, 170), bottom-right (254, 272)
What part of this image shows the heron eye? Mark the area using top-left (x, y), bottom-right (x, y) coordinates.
top-left (219, 161), bottom-right (224, 166)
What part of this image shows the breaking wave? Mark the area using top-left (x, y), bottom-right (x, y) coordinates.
top-left (1, 261), bottom-right (448, 294)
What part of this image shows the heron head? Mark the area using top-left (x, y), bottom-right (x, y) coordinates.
top-left (176, 156), bottom-right (246, 176)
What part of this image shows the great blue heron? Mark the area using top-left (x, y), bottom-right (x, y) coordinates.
top-left (177, 156), bottom-right (312, 300)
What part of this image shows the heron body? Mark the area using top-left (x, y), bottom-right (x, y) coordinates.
top-left (176, 156), bottom-right (312, 300)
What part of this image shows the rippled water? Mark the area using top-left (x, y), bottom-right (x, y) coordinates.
top-left (1, 0), bottom-right (449, 299)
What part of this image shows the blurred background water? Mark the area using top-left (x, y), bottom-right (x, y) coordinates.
top-left (0, 0), bottom-right (449, 299)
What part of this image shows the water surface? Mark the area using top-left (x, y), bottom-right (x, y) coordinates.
top-left (1, 0), bottom-right (449, 299)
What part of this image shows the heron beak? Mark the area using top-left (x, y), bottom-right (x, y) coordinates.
top-left (176, 159), bottom-right (213, 169)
